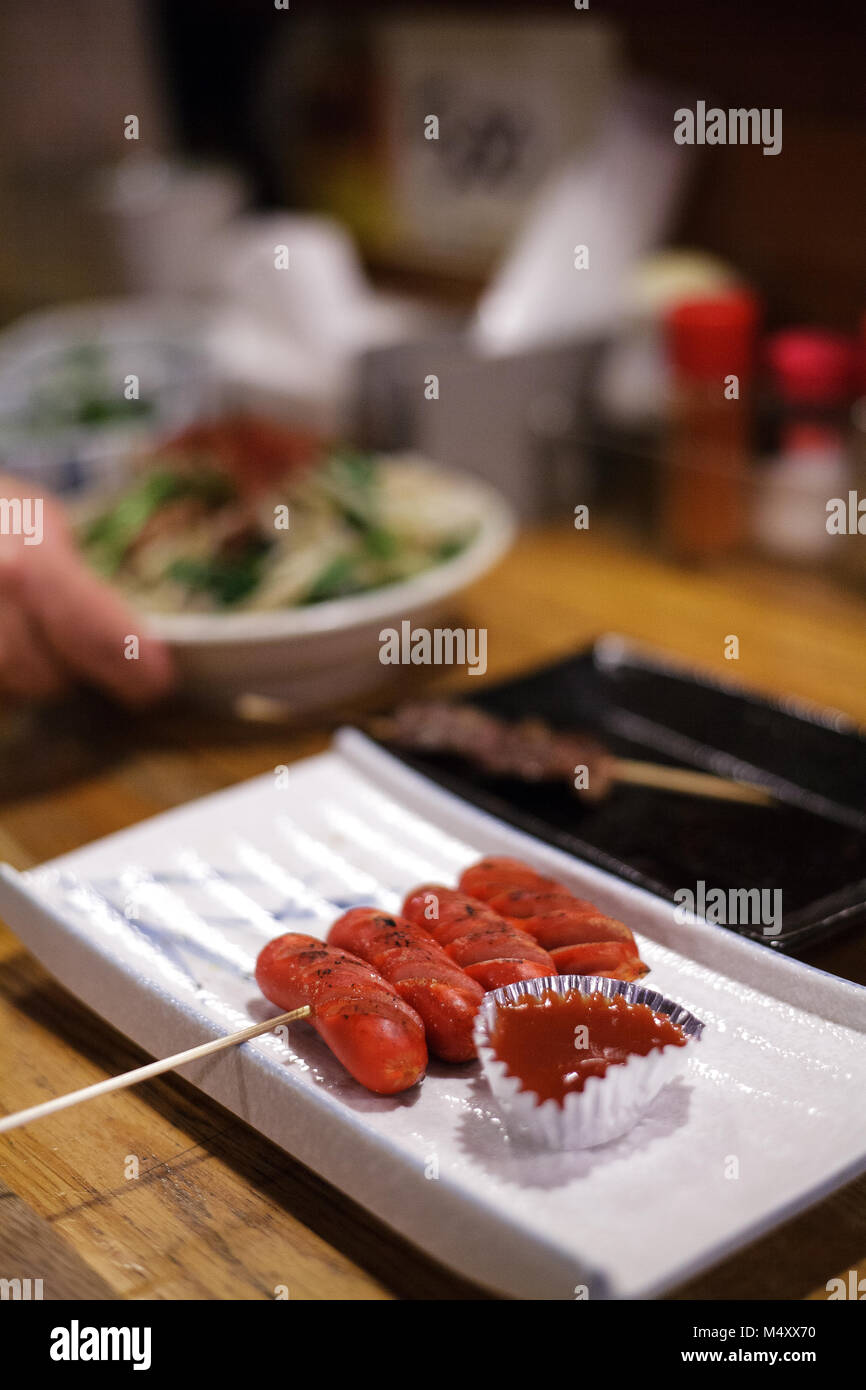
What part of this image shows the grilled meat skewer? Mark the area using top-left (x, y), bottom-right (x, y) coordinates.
top-left (370, 702), bottom-right (773, 807)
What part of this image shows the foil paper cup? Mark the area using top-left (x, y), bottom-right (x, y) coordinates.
top-left (473, 974), bottom-right (705, 1150)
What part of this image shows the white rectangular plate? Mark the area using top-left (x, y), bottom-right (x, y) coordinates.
top-left (1, 730), bottom-right (864, 1300)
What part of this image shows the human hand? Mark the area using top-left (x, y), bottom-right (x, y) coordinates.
top-left (0, 474), bottom-right (174, 705)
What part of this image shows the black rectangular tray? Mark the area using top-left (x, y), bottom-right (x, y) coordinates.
top-left (371, 636), bottom-right (866, 957)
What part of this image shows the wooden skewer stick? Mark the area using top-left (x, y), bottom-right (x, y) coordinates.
top-left (0, 1006), bottom-right (311, 1136)
top-left (611, 759), bottom-right (774, 806)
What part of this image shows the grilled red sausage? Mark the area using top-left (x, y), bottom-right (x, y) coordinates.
top-left (401, 885), bottom-right (557, 992)
top-left (327, 909), bottom-right (484, 1062)
top-left (500, 906), bottom-right (636, 951)
top-left (458, 857), bottom-right (649, 981)
top-left (458, 856), bottom-right (565, 899)
top-left (476, 887), bottom-right (596, 920)
top-left (255, 933), bottom-right (427, 1094)
top-left (549, 940), bottom-right (647, 980)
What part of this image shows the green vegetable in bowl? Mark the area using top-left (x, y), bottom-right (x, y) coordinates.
top-left (82, 468), bottom-right (234, 578)
top-left (301, 554), bottom-right (368, 605)
top-left (167, 543), bottom-right (271, 607)
top-left (77, 430), bottom-right (478, 614)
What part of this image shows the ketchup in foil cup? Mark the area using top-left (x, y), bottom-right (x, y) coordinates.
top-left (474, 975), bottom-right (705, 1150)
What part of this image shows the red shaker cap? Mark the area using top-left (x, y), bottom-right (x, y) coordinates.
top-left (767, 329), bottom-right (855, 405)
top-left (665, 290), bottom-right (761, 382)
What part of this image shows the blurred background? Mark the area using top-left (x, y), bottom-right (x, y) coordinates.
top-left (0, 0), bottom-right (865, 692)
top-left (1, 2), bottom-right (866, 968)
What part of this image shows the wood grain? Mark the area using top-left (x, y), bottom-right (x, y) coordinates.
top-left (0, 524), bottom-right (864, 1300)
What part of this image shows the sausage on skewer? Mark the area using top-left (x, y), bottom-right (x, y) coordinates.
top-left (255, 933), bottom-right (427, 1094)
top-left (458, 856), bottom-right (569, 900)
top-left (328, 909), bottom-right (484, 1062)
top-left (458, 857), bottom-right (650, 982)
top-left (402, 885), bottom-right (557, 992)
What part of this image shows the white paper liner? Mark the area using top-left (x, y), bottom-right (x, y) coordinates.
top-left (473, 974), bottom-right (705, 1150)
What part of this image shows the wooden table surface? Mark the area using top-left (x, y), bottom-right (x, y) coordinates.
top-left (1, 523), bottom-right (865, 1301)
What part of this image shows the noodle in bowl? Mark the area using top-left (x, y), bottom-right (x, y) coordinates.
top-left (130, 463), bottom-right (513, 711)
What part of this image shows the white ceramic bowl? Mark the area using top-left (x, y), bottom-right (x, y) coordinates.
top-left (0, 298), bottom-right (214, 496)
top-left (139, 465), bottom-right (515, 712)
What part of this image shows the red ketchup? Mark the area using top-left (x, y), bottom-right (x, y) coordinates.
top-left (490, 989), bottom-right (687, 1105)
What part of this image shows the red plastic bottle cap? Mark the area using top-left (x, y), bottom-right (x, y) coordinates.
top-left (767, 329), bottom-right (855, 405)
top-left (665, 290), bottom-right (761, 382)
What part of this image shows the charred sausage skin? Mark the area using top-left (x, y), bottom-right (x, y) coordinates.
top-left (457, 857), bottom-right (649, 982)
top-left (255, 932), bottom-right (427, 1094)
top-left (328, 908), bottom-right (484, 1062)
top-left (401, 885), bottom-right (557, 992)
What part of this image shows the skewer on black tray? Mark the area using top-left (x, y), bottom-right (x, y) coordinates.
top-left (368, 702), bottom-right (774, 807)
